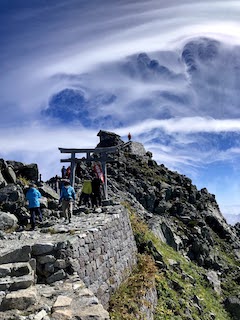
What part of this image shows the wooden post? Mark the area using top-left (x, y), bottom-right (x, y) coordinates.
top-left (101, 159), bottom-right (108, 200)
top-left (70, 152), bottom-right (76, 187)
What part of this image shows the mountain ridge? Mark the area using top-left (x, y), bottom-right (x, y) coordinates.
top-left (0, 130), bottom-right (239, 319)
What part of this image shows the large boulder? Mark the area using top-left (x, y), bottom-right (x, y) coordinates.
top-left (0, 184), bottom-right (25, 213)
top-left (8, 162), bottom-right (39, 182)
top-left (96, 130), bottom-right (124, 147)
top-left (0, 159), bottom-right (16, 184)
top-left (38, 184), bottom-right (59, 200)
top-left (0, 211), bottom-right (18, 230)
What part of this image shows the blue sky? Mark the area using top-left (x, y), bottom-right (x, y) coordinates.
top-left (1, 0), bottom-right (240, 221)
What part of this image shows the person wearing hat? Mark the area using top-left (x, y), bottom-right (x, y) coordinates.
top-left (26, 184), bottom-right (42, 230)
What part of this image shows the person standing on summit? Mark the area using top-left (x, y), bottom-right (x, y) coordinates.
top-left (59, 181), bottom-right (76, 223)
top-left (26, 184), bottom-right (42, 230)
top-left (128, 132), bottom-right (131, 141)
top-left (61, 165), bottom-right (67, 179)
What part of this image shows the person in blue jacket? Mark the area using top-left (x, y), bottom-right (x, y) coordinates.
top-left (26, 183), bottom-right (42, 230)
top-left (59, 181), bottom-right (76, 223)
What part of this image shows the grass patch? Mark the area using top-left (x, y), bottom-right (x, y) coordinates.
top-left (109, 253), bottom-right (157, 320)
top-left (18, 175), bottom-right (30, 186)
top-left (120, 203), bottom-right (232, 320)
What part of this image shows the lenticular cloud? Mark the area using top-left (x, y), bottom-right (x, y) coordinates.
top-left (43, 37), bottom-right (240, 128)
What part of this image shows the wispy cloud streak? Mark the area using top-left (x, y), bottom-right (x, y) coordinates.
top-left (2, 0), bottom-right (240, 218)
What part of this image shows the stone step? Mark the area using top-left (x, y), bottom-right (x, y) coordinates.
top-left (0, 273), bottom-right (35, 291)
top-left (0, 286), bottom-right (37, 311)
top-left (0, 262), bottom-right (33, 278)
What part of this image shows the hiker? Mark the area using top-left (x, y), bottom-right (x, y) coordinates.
top-left (61, 166), bottom-right (67, 179)
top-left (79, 175), bottom-right (92, 208)
top-left (128, 132), bottom-right (131, 141)
top-left (66, 166), bottom-right (71, 179)
top-left (59, 181), bottom-right (76, 223)
top-left (25, 183), bottom-right (42, 230)
top-left (91, 175), bottom-right (102, 208)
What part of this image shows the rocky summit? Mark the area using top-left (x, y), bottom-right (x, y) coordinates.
top-left (0, 131), bottom-right (239, 320)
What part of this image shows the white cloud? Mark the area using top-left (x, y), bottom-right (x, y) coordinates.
top-left (2, 0), bottom-right (240, 218)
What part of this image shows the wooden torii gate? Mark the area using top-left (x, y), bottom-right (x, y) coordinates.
top-left (58, 146), bottom-right (118, 200)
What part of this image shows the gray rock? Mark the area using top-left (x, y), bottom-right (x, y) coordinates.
top-left (0, 172), bottom-right (7, 189)
top-left (224, 296), bottom-right (240, 320)
top-left (0, 246), bottom-right (31, 264)
top-left (32, 243), bottom-right (55, 256)
top-left (38, 185), bottom-right (59, 201)
top-left (17, 163), bottom-right (39, 182)
top-left (0, 211), bottom-right (18, 231)
top-left (39, 197), bottom-right (48, 209)
top-left (10, 274), bottom-right (35, 291)
top-left (46, 270), bottom-right (66, 284)
top-left (0, 286), bottom-right (37, 311)
top-left (37, 255), bottom-right (56, 265)
top-left (205, 270), bottom-right (221, 295)
top-left (2, 166), bottom-right (17, 184)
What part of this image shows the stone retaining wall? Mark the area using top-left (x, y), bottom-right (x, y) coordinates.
top-left (0, 205), bottom-right (138, 311)
top-left (66, 208), bottom-right (138, 307)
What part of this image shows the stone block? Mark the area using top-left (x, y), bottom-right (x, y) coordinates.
top-left (32, 243), bottom-right (55, 256)
top-left (53, 295), bottom-right (73, 309)
top-left (54, 259), bottom-right (67, 269)
top-left (0, 286), bottom-right (37, 311)
top-left (34, 309), bottom-right (47, 320)
top-left (37, 255), bottom-right (56, 265)
top-left (0, 246), bottom-right (31, 264)
top-left (44, 262), bottom-right (55, 274)
top-left (74, 304), bottom-right (110, 319)
top-left (46, 269), bottom-right (66, 284)
top-left (10, 274), bottom-right (35, 291)
top-left (11, 262), bottom-right (32, 277)
top-left (0, 265), bottom-right (11, 278)
top-left (51, 309), bottom-right (72, 320)
top-left (0, 277), bottom-right (13, 291)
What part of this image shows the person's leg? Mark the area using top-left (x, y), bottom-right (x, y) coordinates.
top-left (36, 207), bottom-right (43, 222)
top-left (79, 193), bottom-right (83, 205)
top-left (92, 194), bottom-right (96, 208)
top-left (96, 193), bottom-right (101, 207)
top-left (62, 200), bottom-right (68, 220)
top-left (29, 208), bottom-right (36, 230)
top-left (68, 201), bottom-right (73, 222)
top-left (83, 193), bottom-right (88, 206)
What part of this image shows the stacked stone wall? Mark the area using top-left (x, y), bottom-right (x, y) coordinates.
top-left (0, 206), bottom-right (138, 311)
top-left (67, 208), bottom-right (138, 307)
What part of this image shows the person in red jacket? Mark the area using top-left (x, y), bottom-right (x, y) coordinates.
top-left (66, 166), bottom-right (71, 179)
top-left (128, 132), bottom-right (131, 141)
